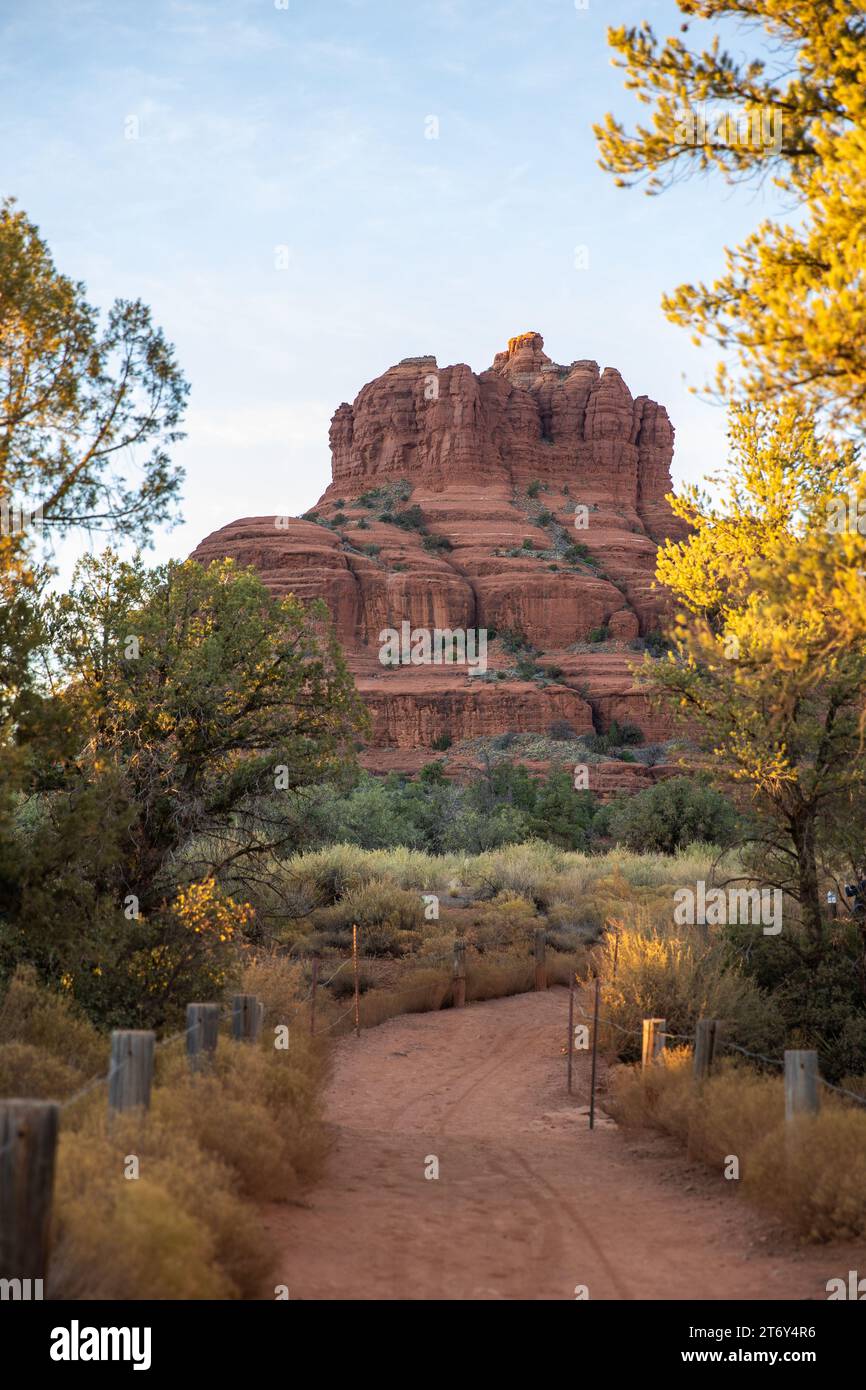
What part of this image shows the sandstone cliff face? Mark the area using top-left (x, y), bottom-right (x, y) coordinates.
top-left (191, 333), bottom-right (687, 776)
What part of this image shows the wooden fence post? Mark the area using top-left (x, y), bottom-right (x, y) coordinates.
top-left (641, 1018), bottom-right (666, 1071)
top-left (0, 1100), bottom-right (59, 1284)
top-left (231, 994), bottom-right (262, 1043)
top-left (785, 1049), bottom-right (820, 1121)
top-left (534, 928), bottom-right (547, 991)
top-left (693, 1019), bottom-right (718, 1084)
top-left (452, 938), bottom-right (466, 1009)
top-left (186, 1003), bottom-right (220, 1073)
top-left (309, 956), bottom-right (320, 1037)
top-left (567, 977), bottom-right (575, 1094)
top-left (352, 924), bottom-right (361, 1038)
top-left (108, 1030), bottom-right (155, 1113)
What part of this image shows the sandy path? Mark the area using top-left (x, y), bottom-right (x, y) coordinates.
top-left (263, 988), bottom-right (851, 1300)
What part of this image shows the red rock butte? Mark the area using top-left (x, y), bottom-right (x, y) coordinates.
top-left (191, 333), bottom-right (688, 781)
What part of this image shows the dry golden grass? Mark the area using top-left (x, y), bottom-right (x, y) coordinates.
top-left (0, 1041), bottom-right (84, 1099)
top-left (50, 1117), bottom-right (261, 1299)
top-left (0, 965), bottom-right (108, 1082)
top-left (0, 960), bottom-right (326, 1300)
top-left (747, 1108), bottom-right (866, 1242)
top-left (607, 1051), bottom-right (866, 1243)
top-left (593, 916), bottom-right (784, 1061)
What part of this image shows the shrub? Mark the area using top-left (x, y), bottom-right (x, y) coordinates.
top-left (393, 505), bottom-right (426, 531)
top-left (0, 965), bottom-right (107, 1076)
top-left (312, 879), bottom-right (424, 956)
top-left (527, 480), bottom-right (541, 498)
top-left (126, 878), bottom-right (252, 1025)
top-left (422, 534), bottom-right (453, 552)
top-left (563, 542), bottom-right (593, 564)
top-left (537, 510), bottom-right (553, 527)
top-left (23, 952), bottom-right (326, 1299)
top-left (606, 777), bottom-right (738, 854)
top-left (515, 656), bottom-right (544, 680)
top-left (607, 1052), bottom-right (866, 1244)
top-left (594, 918), bottom-right (785, 1061)
top-left (431, 734), bottom-right (452, 751)
top-left (0, 1041), bottom-right (83, 1099)
top-left (587, 624), bottom-right (609, 643)
top-left (548, 720), bottom-right (576, 741)
top-left (287, 844), bottom-right (377, 905)
top-left (747, 1107), bottom-right (866, 1242)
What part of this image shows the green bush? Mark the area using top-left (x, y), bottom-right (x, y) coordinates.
top-left (311, 879), bottom-right (424, 957)
top-left (606, 777), bottom-right (738, 855)
top-left (563, 543), bottom-right (594, 564)
top-left (393, 505), bottom-right (426, 531)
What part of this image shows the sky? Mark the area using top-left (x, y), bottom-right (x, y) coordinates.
top-left (0, 0), bottom-right (786, 569)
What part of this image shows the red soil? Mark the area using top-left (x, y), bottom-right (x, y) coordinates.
top-left (263, 989), bottom-right (857, 1300)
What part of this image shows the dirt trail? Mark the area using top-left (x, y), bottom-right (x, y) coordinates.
top-left (264, 989), bottom-right (848, 1300)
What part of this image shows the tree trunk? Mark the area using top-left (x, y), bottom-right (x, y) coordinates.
top-left (791, 807), bottom-right (824, 950)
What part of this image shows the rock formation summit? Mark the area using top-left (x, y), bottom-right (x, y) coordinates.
top-left (192, 333), bottom-right (687, 777)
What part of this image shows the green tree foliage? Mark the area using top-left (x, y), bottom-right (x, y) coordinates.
top-left (0, 201), bottom-right (191, 884)
top-left (280, 761), bottom-right (602, 855)
top-left (604, 776), bottom-right (739, 855)
top-left (0, 198), bottom-right (188, 538)
top-left (2, 553), bottom-right (368, 1010)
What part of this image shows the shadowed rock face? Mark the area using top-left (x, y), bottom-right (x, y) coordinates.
top-left (191, 334), bottom-right (688, 774)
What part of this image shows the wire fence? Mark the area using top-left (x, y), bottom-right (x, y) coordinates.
top-left (568, 991), bottom-right (866, 1109)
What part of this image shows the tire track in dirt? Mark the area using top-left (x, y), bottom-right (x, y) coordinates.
top-left (262, 988), bottom-right (855, 1300)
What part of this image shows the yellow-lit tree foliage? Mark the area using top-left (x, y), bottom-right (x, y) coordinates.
top-left (646, 405), bottom-right (866, 943)
top-left (595, 1), bottom-right (866, 430)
